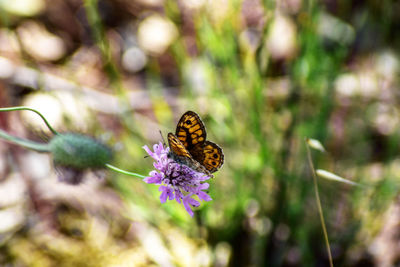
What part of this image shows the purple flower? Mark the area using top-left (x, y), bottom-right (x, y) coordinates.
top-left (143, 142), bottom-right (212, 217)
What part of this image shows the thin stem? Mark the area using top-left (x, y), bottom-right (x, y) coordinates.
top-left (0, 106), bottom-right (58, 135)
top-left (105, 164), bottom-right (147, 178)
top-left (305, 138), bottom-right (334, 267)
top-left (0, 129), bottom-right (51, 152)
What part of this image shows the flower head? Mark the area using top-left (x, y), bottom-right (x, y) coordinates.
top-left (143, 142), bottom-right (212, 216)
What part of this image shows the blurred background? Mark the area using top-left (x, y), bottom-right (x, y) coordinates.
top-left (0, 0), bottom-right (400, 266)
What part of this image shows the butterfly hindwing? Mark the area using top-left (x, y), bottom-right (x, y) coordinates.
top-left (191, 141), bottom-right (224, 173)
top-left (202, 141), bottom-right (224, 173)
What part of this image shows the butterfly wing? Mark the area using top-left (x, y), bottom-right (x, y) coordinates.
top-left (175, 111), bottom-right (206, 150)
top-left (191, 141), bottom-right (224, 173)
top-left (168, 132), bottom-right (212, 175)
top-left (167, 132), bottom-right (192, 158)
top-left (171, 111), bottom-right (223, 175)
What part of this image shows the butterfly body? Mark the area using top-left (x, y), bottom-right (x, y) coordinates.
top-left (167, 111), bottom-right (224, 176)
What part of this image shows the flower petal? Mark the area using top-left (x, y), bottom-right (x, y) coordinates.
top-left (197, 191), bottom-right (212, 201)
top-left (159, 192), bottom-right (168, 203)
top-left (183, 197), bottom-right (194, 217)
top-left (143, 171), bottom-right (163, 184)
top-left (198, 183), bottom-right (209, 190)
top-left (174, 189), bottom-right (183, 203)
top-left (143, 145), bottom-right (155, 159)
top-left (159, 186), bottom-right (170, 203)
top-left (154, 142), bottom-right (165, 155)
top-left (168, 189), bottom-right (175, 200)
top-left (188, 197), bottom-right (200, 207)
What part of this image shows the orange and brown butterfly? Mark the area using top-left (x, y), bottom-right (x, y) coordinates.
top-left (167, 111), bottom-right (224, 176)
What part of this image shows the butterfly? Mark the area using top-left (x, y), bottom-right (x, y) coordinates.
top-left (167, 111), bottom-right (224, 176)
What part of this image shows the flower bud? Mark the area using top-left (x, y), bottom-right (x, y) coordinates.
top-left (49, 133), bottom-right (112, 170)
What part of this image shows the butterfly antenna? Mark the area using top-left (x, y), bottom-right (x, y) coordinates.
top-left (159, 130), bottom-right (166, 146)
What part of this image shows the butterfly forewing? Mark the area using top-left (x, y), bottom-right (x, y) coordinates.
top-left (167, 133), bottom-right (192, 158)
top-left (176, 111), bottom-right (206, 150)
top-left (168, 132), bottom-right (211, 175)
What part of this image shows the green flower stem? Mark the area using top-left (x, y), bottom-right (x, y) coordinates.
top-left (0, 129), bottom-right (51, 152)
top-left (105, 164), bottom-right (147, 178)
top-left (0, 106), bottom-right (58, 135)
